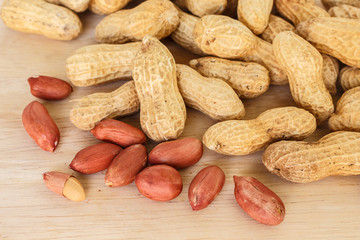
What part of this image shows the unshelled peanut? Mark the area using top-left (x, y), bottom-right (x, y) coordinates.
top-left (66, 42), bottom-right (141, 87)
top-left (132, 36), bottom-right (186, 142)
top-left (273, 31), bottom-right (334, 123)
top-left (189, 57), bottom-right (270, 98)
top-left (276, 0), bottom-right (329, 26)
top-left (328, 87), bottom-right (360, 132)
top-left (322, 0), bottom-right (360, 9)
top-left (45, 0), bottom-right (90, 12)
top-left (1, 0), bottom-right (82, 40)
top-left (176, 64), bottom-right (245, 121)
top-left (328, 4), bottom-right (360, 19)
top-left (193, 15), bottom-right (287, 85)
top-left (297, 17), bottom-right (360, 68)
top-left (339, 67), bottom-right (360, 91)
top-left (237, 0), bottom-right (273, 35)
top-left (261, 15), bottom-right (295, 43)
top-left (203, 107), bottom-right (316, 155)
top-left (95, 0), bottom-right (179, 43)
top-left (263, 131), bottom-right (360, 183)
top-left (174, 0), bottom-right (227, 17)
top-left (321, 54), bottom-right (339, 95)
top-left (70, 81), bottom-right (139, 130)
top-left (89, 0), bottom-right (130, 15)
top-left (170, 7), bottom-right (205, 55)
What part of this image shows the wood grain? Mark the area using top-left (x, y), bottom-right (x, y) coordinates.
top-left (0, 0), bottom-right (359, 239)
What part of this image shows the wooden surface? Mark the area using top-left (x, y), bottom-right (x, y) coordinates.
top-left (1, 1), bottom-right (360, 239)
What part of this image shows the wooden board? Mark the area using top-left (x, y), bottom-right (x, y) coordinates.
top-left (1, 1), bottom-right (359, 239)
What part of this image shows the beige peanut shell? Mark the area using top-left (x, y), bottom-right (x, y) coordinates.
top-left (339, 67), bottom-right (360, 91)
top-left (203, 107), bottom-right (316, 155)
top-left (1, 0), bottom-right (82, 40)
top-left (176, 64), bottom-right (245, 121)
top-left (189, 57), bottom-right (270, 98)
top-left (276, 0), bottom-right (330, 26)
top-left (95, 0), bottom-right (179, 43)
top-left (261, 15), bottom-right (295, 43)
top-left (65, 42), bottom-right (141, 87)
top-left (170, 7), bottom-right (205, 55)
top-left (273, 31), bottom-right (334, 123)
top-left (237, 0), bottom-right (274, 35)
top-left (89, 0), bottom-right (130, 15)
top-left (328, 4), bottom-right (360, 19)
top-left (45, 0), bottom-right (90, 12)
top-left (297, 17), bottom-right (360, 68)
top-left (321, 54), bottom-right (339, 95)
top-left (133, 36), bottom-right (186, 142)
top-left (70, 81), bottom-right (139, 130)
top-left (328, 87), bottom-right (360, 132)
top-left (263, 131), bottom-right (360, 183)
top-left (174, 0), bottom-right (227, 17)
top-left (322, 0), bottom-right (360, 9)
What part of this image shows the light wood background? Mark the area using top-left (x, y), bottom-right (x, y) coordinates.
top-left (0, 0), bottom-right (359, 239)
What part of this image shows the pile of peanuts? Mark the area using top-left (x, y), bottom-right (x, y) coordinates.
top-left (2, 0), bottom-right (360, 226)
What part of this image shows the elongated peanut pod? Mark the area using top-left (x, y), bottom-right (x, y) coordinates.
top-left (261, 15), bottom-right (295, 43)
top-left (66, 42), bottom-right (141, 87)
top-left (176, 64), bottom-right (245, 121)
top-left (339, 67), bottom-right (360, 91)
top-left (322, 0), bottom-right (360, 9)
top-left (45, 0), bottom-right (90, 12)
top-left (175, 0), bottom-right (227, 17)
top-left (89, 0), bottom-right (131, 15)
top-left (203, 107), bottom-right (316, 155)
top-left (70, 81), bottom-right (140, 130)
top-left (321, 54), bottom-right (339, 95)
top-left (263, 131), bottom-right (360, 183)
top-left (328, 4), bottom-right (360, 19)
top-left (1, 0), bottom-right (82, 40)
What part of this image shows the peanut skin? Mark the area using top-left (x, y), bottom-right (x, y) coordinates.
top-left (273, 31), bottom-right (334, 123)
top-left (328, 87), bottom-right (360, 132)
top-left (263, 131), bottom-right (360, 183)
top-left (70, 81), bottom-right (140, 130)
top-left (189, 57), bottom-right (270, 98)
top-left (66, 42), bottom-right (141, 87)
top-left (339, 67), bottom-right (360, 91)
top-left (1, 0), bottom-right (82, 40)
top-left (132, 36), bottom-right (186, 142)
top-left (95, 0), bottom-right (179, 43)
top-left (28, 76), bottom-right (73, 100)
top-left (176, 64), bottom-right (245, 121)
top-left (203, 107), bottom-right (316, 155)
top-left (297, 17), bottom-right (360, 68)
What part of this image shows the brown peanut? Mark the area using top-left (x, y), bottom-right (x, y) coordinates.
top-left (189, 57), bottom-right (270, 98)
top-left (1, 0), bottom-right (82, 40)
top-left (22, 101), bottom-right (60, 152)
top-left (297, 17), bottom-right (360, 68)
top-left (89, 0), bottom-right (130, 15)
top-left (261, 14), bottom-right (295, 43)
top-left (276, 0), bottom-right (329, 26)
top-left (174, 0), bottom-right (227, 17)
top-left (65, 42), bottom-right (141, 87)
top-left (28, 76), bottom-right (73, 100)
top-left (321, 54), bottom-right (339, 95)
top-left (203, 107), bottom-right (316, 155)
top-left (45, 0), bottom-right (90, 12)
top-left (170, 7), bottom-right (205, 56)
top-left (273, 31), bottom-right (334, 123)
top-left (132, 36), bottom-right (186, 142)
top-left (193, 15), bottom-right (287, 85)
top-left (322, 0), bottom-right (360, 9)
top-left (135, 165), bottom-right (183, 201)
top-left (234, 176), bottom-right (285, 225)
top-left (148, 138), bottom-right (203, 169)
top-left (70, 81), bottom-right (140, 130)
top-left (176, 64), bottom-right (245, 121)
top-left (237, 0), bottom-right (273, 35)
top-left (95, 0), bottom-right (179, 44)
top-left (188, 166), bottom-right (225, 211)
top-left (91, 119), bottom-right (146, 147)
top-left (328, 4), bottom-right (360, 19)
top-left (263, 131), bottom-right (360, 183)
top-left (328, 87), bottom-right (360, 132)
top-left (339, 67), bottom-right (360, 91)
